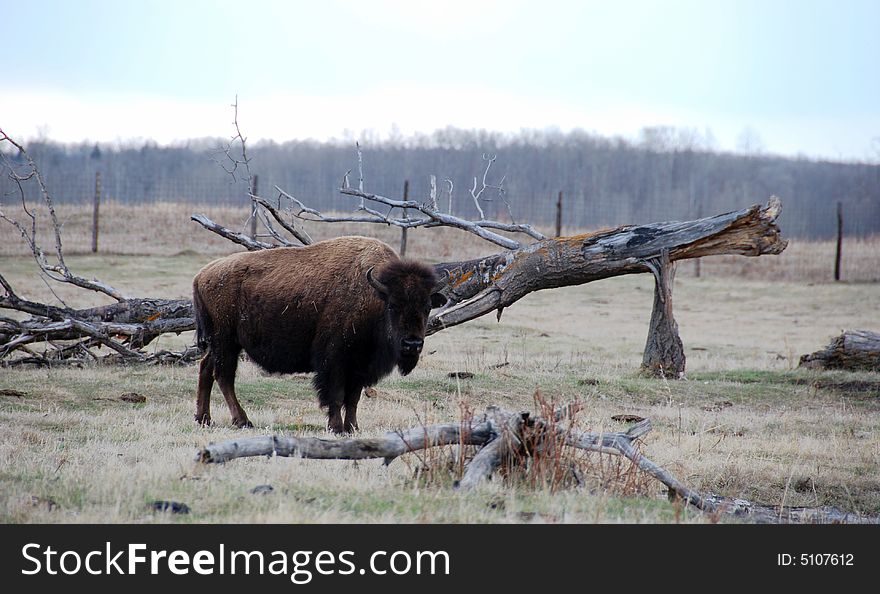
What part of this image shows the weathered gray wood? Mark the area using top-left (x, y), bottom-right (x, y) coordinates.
top-left (835, 201), bottom-right (843, 282)
top-left (338, 187), bottom-right (544, 249)
top-left (799, 330), bottom-right (880, 371)
top-left (195, 404), bottom-right (873, 523)
top-left (702, 494), bottom-right (879, 524)
top-left (428, 198), bottom-right (786, 333)
top-left (640, 250), bottom-right (685, 378)
top-left (612, 437), bottom-right (708, 509)
top-left (197, 421), bottom-right (494, 464)
top-left (189, 198), bottom-right (785, 338)
top-left (91, 171), bottom-right (101, 253)
top-left (455, 436), bottom-right (506, 490)
top-left (190, 214), bottom-right (273, 251)
top-left (251, 195), bottom-right (312, 246)
top-left (0, 283), bottom-right (195, 361)
top-left (399, 180), bottom-right (409, 257)
top-left (456, 407), bottom-right (527, 490)
top-left (249, 175), bottom-right (259, 241)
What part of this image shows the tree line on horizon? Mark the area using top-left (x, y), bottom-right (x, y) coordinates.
top-left (2, 127), bottom-right (877, 239)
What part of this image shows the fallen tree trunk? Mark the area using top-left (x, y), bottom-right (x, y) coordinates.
top-left (196, 404), bottom-right (875, 523)
top-left (427, 197), bottom-right (785, 333)
top-left (799, 330), bottom-right (880, 372)
top-left (190, 197), bottom-right (786, 335)
top-left (197, 420), bottom-right (495, 465)
top-left (2, 199), bottom-right (786, 364)
top-left (0, 293), bottom-right (194, 362)
top-left (702, 495), bottom-right (878, 524)
top-left (197, 405), bottom-right (708, 507)
top-left (196, 406), bottom-right (685, 498)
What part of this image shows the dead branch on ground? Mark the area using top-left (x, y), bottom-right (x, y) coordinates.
top-left (196, 403), bottom-right (873, 524)
top-left (0, 130), bottom-right (195, 365)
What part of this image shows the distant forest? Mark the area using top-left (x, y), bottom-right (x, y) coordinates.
top-left (2, 128), bottom-right (878, 239)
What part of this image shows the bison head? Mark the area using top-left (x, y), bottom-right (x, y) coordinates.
top-left (367, 262), bottom-right (446, 375)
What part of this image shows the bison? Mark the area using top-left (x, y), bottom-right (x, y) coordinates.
top-left (192, 236), bottom-right (444, 433)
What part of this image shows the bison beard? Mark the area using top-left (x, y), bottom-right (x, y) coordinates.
top-left (192, 236), bottom-right (442, 434)
top-left (397, 353), bottom-right (419, 376)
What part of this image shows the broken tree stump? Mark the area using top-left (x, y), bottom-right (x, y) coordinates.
top-left (799, 330), bottom-right (880, 372)
top-left (641, 249), bottom-right (686, 378)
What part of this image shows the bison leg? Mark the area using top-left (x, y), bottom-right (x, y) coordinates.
top-left (213, 350), bottom-right (253, 429)
top-left (195, 354), bottom-right (215, 425)
top-left (216, 378), bottom-right (253, 428)
top-left (315, 370), bottom-right (346, 434)
top-left (343, 385), bottom-right (362, 433)
top-left (327, 402), bottom-right (345, 434)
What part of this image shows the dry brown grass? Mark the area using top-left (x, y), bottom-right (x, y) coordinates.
top-left (0, 200), bottom-right (879, 524)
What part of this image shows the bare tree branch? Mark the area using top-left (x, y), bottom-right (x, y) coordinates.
top-left (337, 187), bottom-right (530, 249)
top-left (444, 178), bottom-right (454, 214)
top-left (210, 96), bottom-right (252, 184)
top-left (465, 152), bottom-right (516, 224)
top-left (190, 214), bottom-right (273, 251)
top-left (266, 148), bottom-right (545, 250)
top-left (252, 194), bottom-right (313, 245)
top-left (0, 129), bottom-right (126, 301)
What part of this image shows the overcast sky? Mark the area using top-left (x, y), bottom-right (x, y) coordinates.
top-left (2, 0), bottom-right (879, 161)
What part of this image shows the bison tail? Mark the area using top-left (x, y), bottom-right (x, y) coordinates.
top-left (192, 282), bottom-right (212, 353)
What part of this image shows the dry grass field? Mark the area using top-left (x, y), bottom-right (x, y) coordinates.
top-left (1, 201), bottom-right (878, 523)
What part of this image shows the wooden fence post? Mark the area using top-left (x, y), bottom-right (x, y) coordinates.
top-left (834, 201), bottom-right (843, 282)
top-left (400, 180), bottom-right (409, 257)
top-left (555, 191), bottom-right (563, 237)
top-left (91, 171), bottom-right (101, 253)
top-left (694, 203), bottom-right (702, 277)
top-left (250, 174), bottom-right (259, 240)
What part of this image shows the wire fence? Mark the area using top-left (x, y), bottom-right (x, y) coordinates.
top-left (2, 142), bottom-right (878, 240)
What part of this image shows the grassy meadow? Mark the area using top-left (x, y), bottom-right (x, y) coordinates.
top-left (1, 201), bottom-right (879, 523)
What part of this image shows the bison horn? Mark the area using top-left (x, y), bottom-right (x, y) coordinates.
top-left (366, 267), bottom-right (389, 296)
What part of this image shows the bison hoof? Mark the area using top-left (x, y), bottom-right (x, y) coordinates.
top-left (195, 414), bottom-right (212, 426)
top-left (233, 418), bottom-right (254, 429)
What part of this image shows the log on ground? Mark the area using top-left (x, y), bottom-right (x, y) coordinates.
top-left (799, 330), bottom-right (880, 372)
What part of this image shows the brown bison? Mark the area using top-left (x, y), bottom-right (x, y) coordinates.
top-left (192, 236), bottom-right (444, 433)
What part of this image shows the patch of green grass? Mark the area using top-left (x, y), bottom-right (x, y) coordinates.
top-left (593, 496), bottom-right (686, 523)
top-left (273, 422), bottom-right (326, 433)
top-left (689, 369), bottom-right (810, 384)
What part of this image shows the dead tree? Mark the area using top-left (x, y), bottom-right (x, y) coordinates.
top-left (191, 150), bottom-right (787, 341)
top-left (0, 129), bottom-right (195, 365)
top-left (0, 125), bottom-right (787, 366)
top-left (641, 249), bottom-right (685, 378)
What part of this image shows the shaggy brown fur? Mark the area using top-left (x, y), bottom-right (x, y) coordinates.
top-left (192, 236), bottom-right (442, 433)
